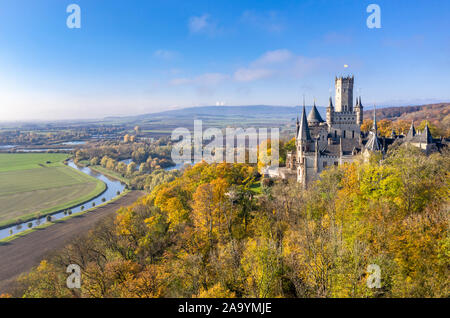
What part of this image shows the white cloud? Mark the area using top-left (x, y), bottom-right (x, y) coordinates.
top-left (154, 49), bottom-right (179, 60)
top-left (322, 32), bottom-right (353, 45)
top-left (170, 72), bottom-right (228, 86)
top-left (170, 77), bottom-right (191, 85)
top-left (234, 68), bottom-right (272, 82)
top-left (169, 49), bottom-right (329, 90)
top-left (253, 49), bottom-right (294, 65)
top-left (197, 73), bottom-right (228, 85)
top-left (233, 49), bottom-right (327, 82)
top-left (188, 14), bottom-right (219, 35)
top-left (170, 72), bottom-right (229, 97)
top-left (292, 56), bottom-right (329, 78)
top-left (241, 10), bottom-right (285, 33)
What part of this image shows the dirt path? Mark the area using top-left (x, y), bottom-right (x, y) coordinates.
top-left (0, 190), bottom-right (145, 294)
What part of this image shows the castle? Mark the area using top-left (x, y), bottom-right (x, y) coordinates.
top-left (284, 76), bottom-right (444, 187)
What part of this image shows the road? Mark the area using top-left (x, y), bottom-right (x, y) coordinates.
top-left (0, 190), bottom-right (145, 294)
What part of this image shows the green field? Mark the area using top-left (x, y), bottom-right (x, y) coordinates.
top-left (0, 153), bottom-right (106, 228)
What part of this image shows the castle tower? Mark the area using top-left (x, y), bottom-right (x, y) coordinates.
top-left (326, 96), bottom-right (334, 126)
top-left (296, 105), bottom-right (311, 166)
top-left (297, 105), bottom-right (311, 142)
top-left (355, 96), bottom-right (363, 125)
top-left (335, 75), bottom-right (354, 112)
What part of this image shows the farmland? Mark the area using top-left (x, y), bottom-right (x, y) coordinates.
top-left (0, 153), bottom-right (105, 228)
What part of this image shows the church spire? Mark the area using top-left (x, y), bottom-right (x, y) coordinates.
top-left (366, 120), bottom-right (382, 152)
top-left (297, 105), bottom-right (311, 141)
top-left (372, 106), bottom-right (378, 133)
top-left (422, 122), bottom-right (433, 144)
top-left (406, 121), bottom-right (416, 139)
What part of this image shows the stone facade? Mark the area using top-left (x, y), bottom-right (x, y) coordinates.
top-left (285, 76), bottom-right (365, 186)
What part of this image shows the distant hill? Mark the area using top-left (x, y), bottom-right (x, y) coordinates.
top-left (101, 105), bottom-right (327, 137)
top-left (105, 105), bottom-right (327, 121)
top-left (363, 103), bottom-right (450, 137)
top-left (364, 103), bottom-right (449, 121)
top-left (101, 103), bottom-right (449, 137)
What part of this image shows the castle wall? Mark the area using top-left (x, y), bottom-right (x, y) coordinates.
top-left (328, 112), bottom-right (360, 141)
top-left (317, 154), bottom-right (339, 171)
top-left (339, 155), bottom-right (356, 165)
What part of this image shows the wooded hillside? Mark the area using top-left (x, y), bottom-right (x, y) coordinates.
top-left (364, 103), bottom-right (450, 137)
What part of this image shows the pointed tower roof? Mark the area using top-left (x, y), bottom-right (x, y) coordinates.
top-left (328, 96), bottom-right (334, 109)
top-left (297, 105), bottom-right (311, 141)
top-left (406, 121), bottom-right (416, 140)
top-left (372, 106), bottom-right (378, 133)
top-left (419, 122), bottom-right (433, 144)
top-left (307, 100), bottom-right (324, 124)
top-left (366, 106), bottom-right (382, 152)
top-left (365, 131), bottom-right (382, 152)
top-left (355, 96), bottom-right (363, 108)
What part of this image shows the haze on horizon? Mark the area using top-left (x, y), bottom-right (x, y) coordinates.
top-left (0, 0), bottom-right (449, 121)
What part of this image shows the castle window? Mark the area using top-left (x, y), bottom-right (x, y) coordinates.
top-left (323, 162), bottom-right (327, 168)
top-left (334, 161), bottom-right (338, 166)
top-left (352, 130), bottom-right (355, 138)
top-left (343, 131), bottom-right (346, 138)
top-left (334, 131), bottom-right (337, 138)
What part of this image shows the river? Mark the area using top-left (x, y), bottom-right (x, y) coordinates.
top-left (0, 161), bottom-right (126, 240)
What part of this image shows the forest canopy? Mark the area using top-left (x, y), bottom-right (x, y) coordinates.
top-left (12, 145), bottom-right (450, 298)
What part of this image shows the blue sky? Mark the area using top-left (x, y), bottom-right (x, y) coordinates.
top-left (0, 0), bottom-right (449, 120)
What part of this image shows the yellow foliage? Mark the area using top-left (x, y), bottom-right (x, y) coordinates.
top-left (195, 283), bottom-right (236, 298)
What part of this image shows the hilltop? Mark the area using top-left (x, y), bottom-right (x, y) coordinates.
top-left (364, 103), bottom-right (449, 121)
top-left (104, 105), bottom-right (326, 122)
top-left (364, 103), bottom-right (450, 136)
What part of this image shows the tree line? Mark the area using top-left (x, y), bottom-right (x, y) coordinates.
top-left (7, 145), bottom-right (449, 298)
